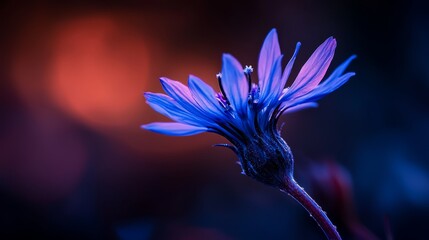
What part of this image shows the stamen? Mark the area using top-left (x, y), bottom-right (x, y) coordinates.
top-left (217, 72), bottom-right (230, 105)
top-left (244, 65), bottom-right (253, 91)
top-left (244, 65), bottom-right (253, 74)
top-left (216, 92), bottom-right (231, 111)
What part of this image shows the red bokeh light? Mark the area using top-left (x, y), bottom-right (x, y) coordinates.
top-left (48, 15), bottom-right (149, 129)
top-left (10, 11), bottom-right (226, 159)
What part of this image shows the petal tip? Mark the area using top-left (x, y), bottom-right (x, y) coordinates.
top-left (268, 28), bottom-right (278, 36)
top-left (159, 77), bottom-right (169, 84)
top-left (187, 74), bottom-right (201, 86)
top-left (222, 53), bottom-right (242, 68)
top-left (325, 37), bottom-right (337, 48)
top-left (222, 53), bottom-right (234, 61)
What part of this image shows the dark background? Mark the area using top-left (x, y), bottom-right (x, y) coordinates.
top-left (1, 0), bottom-right (428, 239)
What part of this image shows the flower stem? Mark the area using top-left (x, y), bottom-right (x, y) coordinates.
top-left (281, 178), bottom-right (342, 240)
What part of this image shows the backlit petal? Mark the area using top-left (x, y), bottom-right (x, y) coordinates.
top-left (283, 102), bottom-right (318, 114)
top-left (141, 122), bottom-right (208, 136)
top-left (318, 55), bottom-right (356, 86)
top-left (160, 77), bottom-right (199, 111)
top-left (306, 72), bottom-right (355, 101)
top-left (280, 42), bottom-right (301, 89)
top-left (144, 92), bottom-right (206, 125)
top-left (259, 55), bottom-right (283, 105)
top-left (288, 37), bottom-right (337, 99)
top-left (188, 75), bottom-right (223, 115)
top-left (258, 29), bottom-right (281, 93)
top-left (279, 71), bottom-right (355, 113)
top-left (221, 54), bottom-right (249, 116)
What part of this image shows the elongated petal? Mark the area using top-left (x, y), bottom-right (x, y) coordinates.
top-left (141, 122), bottom-right (208, 136)
top-left (160, 77), bottom-right (199, 111)
top-left (280, 42), bottom-right (301, 89)
top-left (144, 92), bottom-right (174, 117)
top-left (221, 54), bottom-right (249, 116)
top-left (144, 92), bottom-right (205, 125)
top-left (279, 72), bottom-right (355, 114)
top-left (188, 75), bottom-right (223, 115)
top-left (258, 29), bottom-right (281, 92)
top-left (283, 102), bottom-right (318, 114)
top-left (307, 72), bottom-right (355, 100)
top-left (259, 55), bottom-right (283, 105)
top-left (318, 55), bottom-right (356, 86)
top-left (288, 37), bottom-right (337, 99)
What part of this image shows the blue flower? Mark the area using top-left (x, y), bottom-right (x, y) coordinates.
top-left (142, 29), bottom-right (355, 187)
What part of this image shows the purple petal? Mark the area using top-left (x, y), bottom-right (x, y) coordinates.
top-left (144, 92), bottom-right (204, 125)
top-left (318, 55), bottom-right (356, 87)
top-left (280, 42), bottom-right (301, 89)
top-left (307, 72), bottom-right (356, 100)
top-left (188, 75), bottom-right (223, 114)
top-left (279, 71), bottom-right (355, 113)
top-left (141, 122), bottom-right (207, 136)
top-left (221, 54), bottom-right (249, 115)
top-left (144, 92), bottom-right (178, 117)
top-left (283, 102), bottom-right (318, 114)
top-left (160, 77), bottom-right (198, 111)
top-left (288, 37), bottom-right (337, 99)
top-left (259, 55), bottom-right (283, 105)
top-left (258, 29), bottom-right (281, 93)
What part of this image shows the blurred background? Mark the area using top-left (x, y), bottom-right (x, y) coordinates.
top-left (0, 0), bottom-right (428, 239)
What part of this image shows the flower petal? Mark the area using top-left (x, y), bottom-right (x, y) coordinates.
top-left (283, 102), bottom-right (318, 114)
top-left (306, 72), bottom-right (355, 101)
top-left (280, 42), bottom-right (301, 89)
top-left (188, 75), bottom-right (223, 115)
top-left (297, 55), bottom-right (356, 103)
top-left (144, 92), bottom-right (172, 116)
top-left (279, 72), bottom-right (355, 114)
top-left (259, 55), bottom-right (283, 106)
top-left (221, 54), bottom-right (249, 116)
top-left (160, 77), bottom-right (199, 111)
top-left (258, 29), bottom-right (281, 93)
top-left (318, 55), bottom-right (356, 86)
top-left (287, 37), bottom-right (337, 99)
top-left (141, 122), bottom-right (208, 136)
top-left (144, 92), bottom-right (205, 125)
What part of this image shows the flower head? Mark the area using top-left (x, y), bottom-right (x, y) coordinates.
top-left (142, 29), bottom-right (355, 187)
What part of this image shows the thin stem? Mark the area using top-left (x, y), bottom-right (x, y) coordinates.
top-left (281, 178), bottom-right (342, 240)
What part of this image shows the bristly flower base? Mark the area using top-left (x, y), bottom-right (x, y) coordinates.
top-left (238, 129), bottom-right (294, 188)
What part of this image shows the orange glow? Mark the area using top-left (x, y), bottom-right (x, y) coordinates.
top-left (48, 15), bottom-right (149, 129)
top-left (10, 12), bottom-right (228, 157)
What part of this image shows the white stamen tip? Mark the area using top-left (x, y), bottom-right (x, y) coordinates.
top-left (244, 65), bottom-right (253, 74)
top-left (216, 73), bottom-right (222, 78)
